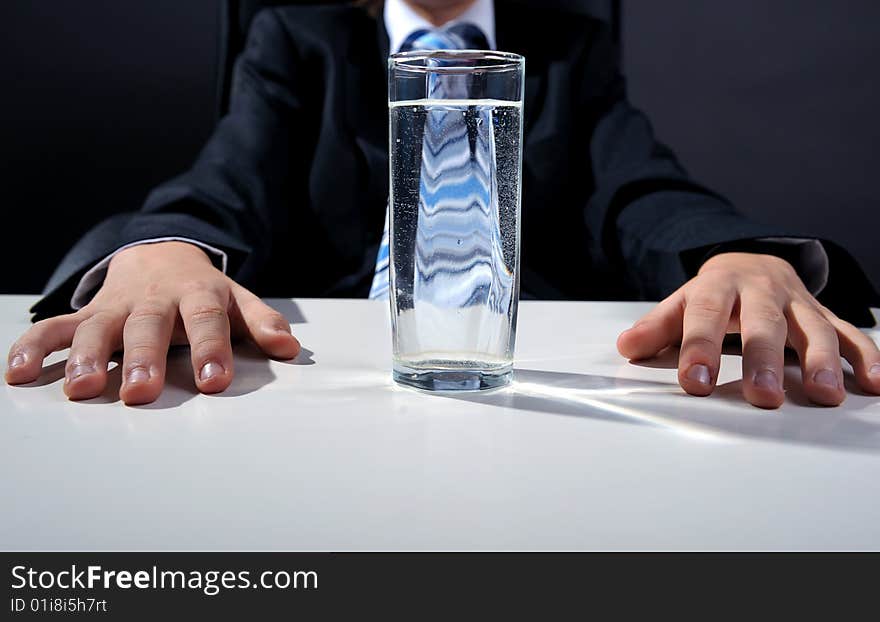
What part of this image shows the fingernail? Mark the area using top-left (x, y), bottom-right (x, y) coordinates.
top-left (199, 361), bottom-right (224, 381)
top-left (686, 364), bottom-right (711, 385)
top-left (869, 363), bottom-right (880, 377)
top-left (813, 369), bottom-right (839, 389)
top-left (126, 366), bottom-right (150, 385)
top-left (753, 369), bottom-right (781, 392)
top-left (9, 352), bottom-right (27, 368)
top-left (67, 361), bottom-right (97, 382)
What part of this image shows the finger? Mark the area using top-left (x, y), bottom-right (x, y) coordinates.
top-left (616, 291), bottom-right (685, 360)
top-left (739, 292), bottom-right (787, 409)
top-left (64, 310), bottom-right (126, 400)
top-left (819, 308), bottom-right (880, 395)
top-left (6, 313), bottom-right (83, 384)
top-left (179, 288), bottom-right (234, 394)
top-left (678, 285), bottom-right (737, 396)
top-left (786, 301), bottom-right (845, 406)
top-left (229, 284), bottom-right (301, 360)
top-left (119, 299), bottom-right (176, 406)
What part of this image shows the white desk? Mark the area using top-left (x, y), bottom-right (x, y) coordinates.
top-left (2, 296), bottom-right (879, 551)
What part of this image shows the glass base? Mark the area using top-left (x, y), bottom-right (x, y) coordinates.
top-left (393, 364), bottom-right (512, 392)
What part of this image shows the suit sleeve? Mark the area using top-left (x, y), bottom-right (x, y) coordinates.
top-left (579, 24), bottom-right (879, 326)
top-left (31, 9), bottom-right (306, 320)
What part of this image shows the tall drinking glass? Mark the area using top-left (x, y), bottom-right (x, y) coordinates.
top-left (388, 50), bottom-right (525, 391)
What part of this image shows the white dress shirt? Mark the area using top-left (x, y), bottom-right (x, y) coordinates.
top-left (70, 0), bottom-right (828, 309)
top-left (384, 0), bottom-right (496, 54)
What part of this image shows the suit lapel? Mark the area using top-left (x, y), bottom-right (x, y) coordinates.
top-left (338, 9), bottom-right (391, 244)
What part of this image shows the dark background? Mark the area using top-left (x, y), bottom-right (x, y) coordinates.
top-left (1, 0), bottom-right (878, 295)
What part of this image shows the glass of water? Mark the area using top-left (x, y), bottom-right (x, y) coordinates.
top-left (388, 50), bottom-right (525, 391)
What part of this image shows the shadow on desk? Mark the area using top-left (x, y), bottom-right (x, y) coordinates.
top-left (264, 299), bottom-right (308, 325)
top-left (137, 341), bottom-right (315, 410)
top-left (441, 366), bottom-right (880, 453)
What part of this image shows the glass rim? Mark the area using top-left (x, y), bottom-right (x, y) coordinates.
top-left (389, 49), bottom-right (524, 73)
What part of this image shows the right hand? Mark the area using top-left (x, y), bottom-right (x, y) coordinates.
top-left (5, 242), bottom-right (301, 405)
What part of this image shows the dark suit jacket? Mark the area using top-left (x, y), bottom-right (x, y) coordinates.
top-left (33, 0), bottom-right (878, 324)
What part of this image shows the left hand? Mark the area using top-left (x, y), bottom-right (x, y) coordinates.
top-left (617, 252), bottom-right (880, 408)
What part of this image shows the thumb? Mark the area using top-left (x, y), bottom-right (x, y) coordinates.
top-left (616, 291), bottom-right (685, 360)
top-left (229, 283), bottom-right (301, 360)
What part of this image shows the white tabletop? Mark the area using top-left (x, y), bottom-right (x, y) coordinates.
top-left (2, 296), bottom-right (879, 551)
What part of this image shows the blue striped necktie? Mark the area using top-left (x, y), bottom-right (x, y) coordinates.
top-left (368, 23), bottom-right (490, 300)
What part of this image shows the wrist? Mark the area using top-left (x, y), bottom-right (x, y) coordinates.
top-left (698, 251), bottom-right (792, 275)
top-left (108, 241), bottom-right (213, 273)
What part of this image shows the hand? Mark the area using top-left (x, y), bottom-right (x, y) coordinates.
top-left (5, 242), bottom-right (300, 405)
top-left (617, 252), bottom-right (880, 408)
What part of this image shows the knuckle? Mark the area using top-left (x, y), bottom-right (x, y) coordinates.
top-left (807, 341), bottom-right (841, 359)
top-left (187, 305), bottom-right (227, 326)
top-left (689, 302), bottom-right (726, 319)
top-left (686, 294), bottom-right (731, 318)
top-left (809, 319), bottom-right (840, 345)
top-left (123, 344), bottom-right (158, 363)
top-left (681, 334), bottom-right (720, 352)
top-left (181, 279), bottom-right (209, 292)
top-left (804, 329), bottom-right (841, 359)
top-left (181, 279), bottom-right (224, 297)
top-left (748, 274), bottom-right (777, 293)
top-left (127, 300), bottom-right (172, 324)
top-left (78, 309), bottom-right (120, 332)
top-left (744, 342), bottom-right (781, 361)
top-left (794, 305), bottom-right (836, 334)
top-left (189, 335), bottom-right (229, 355)
top-left (746, 305), bottom-right (786, 327)
top-left (762, 254), bottom-right (793, 274)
